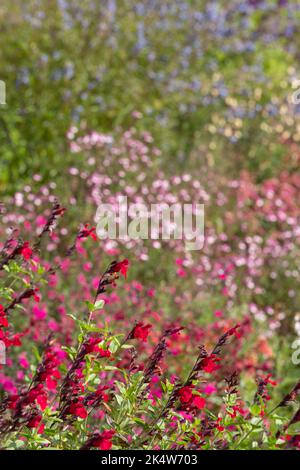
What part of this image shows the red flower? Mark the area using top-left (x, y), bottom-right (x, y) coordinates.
top-left (192, 396), bottom-right (206, 410)
top-left (84, 337), bottom-right (107, 355)
top-left (0, 305), bottom-right (8, 328)
top-left (110, 259), bottom-right (129, 278)
top-left (286, 435), bottom-right (300, 449)
top-left (36, 394), bottom-right (48, 410)
top-left (85, 386), bottom-right (109, 406)
top-left (20, 242), bottom-right (33, 261)
top-left (79, 224), bottom-right (97, 242)
top-left (178, 387), bottom-right (206, 409)
top-left (68, 401), bottom-right (88, 419)
top-left (178, 386), bottom-right (193, 404)
top-left (260, 408), bottom-right (266, 417)
top-left (85, 337), bottom-right (100, 353)
top-left (132, 322), bottom-right (152, 342)
top-left (9, 333), bottom-right (23, 347)
top-left (215, 417), bottom-right (224, 432)
top-left (46, 377), bottom-right (58, 390)
top-left (34, 289), bottom-right (40, 302)
top-left (98, 347), bottom-right (111, 358)
top-left (90, 430), bottom-right (115, 450)
top-left (228, 404), bottom-right (245, 418)
top-left (265, 374), bottom-right (277, 387)
top-left (17, 288), bottom-right (40, 303)
top-left (202, 355), bottom-right (221, 373)
top-left (27, 417), bottom-right (44, 433)
top-left (34, 348), bottom-right (61, 391)
top-left (27, 414), bottom-right (44, 434)
top-left (95, 386), bottom-right (109, 402)
top-left (227, 324), bottom-right (241, 339)
top-left (8, 395), bottom-right (19, 410)
top-left (27, 385), bottom-right (48, 410)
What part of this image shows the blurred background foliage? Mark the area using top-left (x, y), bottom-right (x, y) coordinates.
top-left (0, 0), bottom-right (300, 194)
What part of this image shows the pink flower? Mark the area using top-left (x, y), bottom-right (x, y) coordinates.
top-left (176, 268), bottom-right (187, 278)
top-left (48, 320), bottom-right (59, 331)
top-left (147, 288), bottom-right (155, 297)
top-left (19, 355), bottom-right (29, 369)
top-left (214, 310), bottom-right (223, 318)
top-left (204, 384), bottom-right (217, 395)
top-left (32, 304), bottom-right (47, 320)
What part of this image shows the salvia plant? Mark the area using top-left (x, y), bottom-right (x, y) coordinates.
top-left (0, 204), bottom-right (299, 450)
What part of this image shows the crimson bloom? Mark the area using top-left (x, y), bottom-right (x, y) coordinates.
top-left (84, 337), bottom-right (102, 354)
top-left (228, 404), bottom-right (246, 418)
top-left (227, 324), bottom-right (241, 339)
top-left (27, 414), bottom-right (44, 434)
top-left (265, 374), bottom-right (277, 387)
top-left (178, 386), bottom-right (193, 404)
top-left (86, 430), bottom-right (115, 450)
top-left (132, 322), bottom-right (152, 342)
top-left (67, 400), bottom-right (88, 419)
top-left (110, 259), bottom-right (129, 278)
top-left (215, 417), bottom-right (225, 432)
top-left (78, 224), bottom-right (97, 242)
top-left (202, 354), bottom-right (221, 373)
top-left (8, 394), bottom-right (19, 410)
top-left (20, 242), bottom-right (33, 261)
top-left (178, 387), bottom-right (206, 410)
top-left (85, 386), bottom-right (109, 407)
top-left (98, 347), bottom-right (111, 358)
top-left (35, 349), bottom-right (61, 389)
top-left (192, 396), bottom-right (206, 410)
top-left (1, 331), bottom-right (25, 347)
top-left (0, 305), bottom-right (8, 328)
top-left (83, 337), bottom-right (110, 357)
top-left (27, 384), bottom-right (48, 411)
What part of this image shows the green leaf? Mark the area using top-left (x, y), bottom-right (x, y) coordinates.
top-left (250, 404), bottom-right (261, 417)
top-left (94, 299), bottom-right (105, 310)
